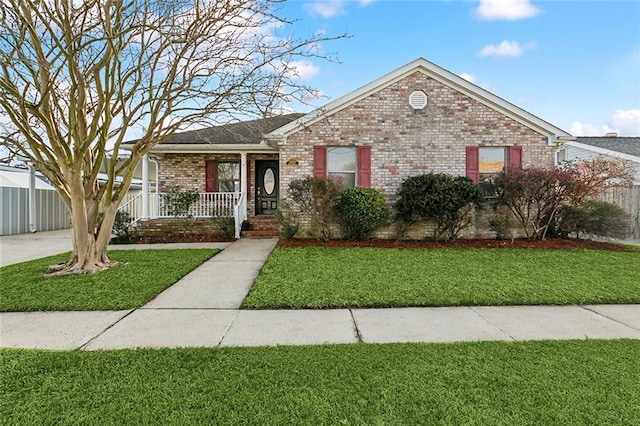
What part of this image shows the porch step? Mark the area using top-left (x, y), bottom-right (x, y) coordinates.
top-left (241, 216), bottom-right (279, 238)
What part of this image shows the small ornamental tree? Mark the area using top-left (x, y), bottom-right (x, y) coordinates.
top-left (334, 187), bottom-right (389, 240)
top-left (287, 176), bottom-right (343, 241)
top-left (395, 173), bottom-right (483, 241)
top-left (562, 156), bottom-right (635, 203)
top-left (494, 167), bottom-right (579, 240)
top-left (495, 157), bottom-right (634, 240)
top-left (0, 0), bottom-right (345, 275)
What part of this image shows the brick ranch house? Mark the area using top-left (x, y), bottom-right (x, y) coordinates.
top-left (123, 57), bottom-right (573, 238)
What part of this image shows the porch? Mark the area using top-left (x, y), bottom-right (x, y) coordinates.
top-left (118, 191), bottom-right (248, 238)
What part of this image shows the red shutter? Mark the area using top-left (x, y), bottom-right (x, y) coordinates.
top-left (205, 160), bottom-right (217, 192)
top-left (313, 145), bottom-right (327, 177)
top-left (465, 146), bottom-right (479, 184)
top-left (357, 145), bottom-right (372, 187)
top-left (509, 146), bottom-right (523, 169)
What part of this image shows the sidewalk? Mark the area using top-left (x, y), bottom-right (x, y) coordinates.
top-left (1, 237), bottom-right (639, 350)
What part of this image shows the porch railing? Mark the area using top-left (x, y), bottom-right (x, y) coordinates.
top-left (118, 193), bottom-right (143, 224)
top-left (149, 192), bottom-right (241, 218)
top-left (233, 191), bottom-right (247, 238)
top-left (118, 191), bottom-right (246, 237)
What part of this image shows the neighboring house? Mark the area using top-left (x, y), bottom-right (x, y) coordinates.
top-left (559, 135), bottom-right (640, 239)
top-left (127, 58), bottom-right (573, 238)
top-left (558, 135), bottom-right (640, 184)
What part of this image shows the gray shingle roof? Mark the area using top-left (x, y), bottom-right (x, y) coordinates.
top-left (576, 136), bottom-right (640, 157)
top-left (156, 113), bottom-right (304, 145)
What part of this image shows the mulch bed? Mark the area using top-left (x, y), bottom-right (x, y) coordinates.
top-left (277, 238), bottom-right (638, 252)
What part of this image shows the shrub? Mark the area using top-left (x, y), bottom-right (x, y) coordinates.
top-left (488, 206), bottom-right (513, 240)
top-left (287, 176), bottom-right (343, 241)
top-left (165, 186), bottom-right (200, 218)
top-left (334, 187), bottom-right (389, 240)
top-left (109, 210), bottom-right (133, 242)
top-left (212, 217), bottom-right (236, 240)
top-left (557, 200), bottom-right (631, 239)
top-left (395, 173), bottom-right (483, 241)
top-left (276, 205), bottom-right (299, 240)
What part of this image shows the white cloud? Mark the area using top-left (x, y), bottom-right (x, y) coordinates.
top-left (304, 1), bottom-right (347, 18)
top-left (478, 40), bottom-right (536, 58)
top-left (459, 73), bottom-right (476, 84)
top-left (304, 0), bottom-right (373, 18)
top-left (570, 109), bottom-right (640, 136)
top-left (287, 60), bottom-right (321, 80)
top-left (475, 0), bottom-right (542, 21)
top-left (611, 109), bottom-right (640, 135)
top-left (570, 122), bottom-right (616, 137)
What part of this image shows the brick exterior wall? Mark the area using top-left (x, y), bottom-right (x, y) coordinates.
top-left (279, 70), bottom-right (557, 238)
top-left (157, 153), bottom-right (278, 218)
top-left (133, 218), bottom-right (235, 240)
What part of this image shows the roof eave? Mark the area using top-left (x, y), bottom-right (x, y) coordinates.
top-left (566, 141), bottom-right (640, 163)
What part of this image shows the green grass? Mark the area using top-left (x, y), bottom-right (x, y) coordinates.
top-left (244, 247), bottom-right (640, 308)
top-left (1, 340), bottom-right (638, 425)
top-left (0, 249), bottom-right (218, 311)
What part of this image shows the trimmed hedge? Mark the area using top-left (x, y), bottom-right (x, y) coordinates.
top-left (334, 187), bottom-right (389, 240)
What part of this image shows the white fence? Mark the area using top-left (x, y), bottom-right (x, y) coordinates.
top-left (0, 187), bottom-right (69, 235)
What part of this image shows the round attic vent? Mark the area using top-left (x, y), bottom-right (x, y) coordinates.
top-left (409, 90), bottom-right (428, 110)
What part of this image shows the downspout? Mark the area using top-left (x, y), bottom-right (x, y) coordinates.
top-left (149, 156), bottom-right (160, 219)
top-left (149, 156), bottom-right (159, 193)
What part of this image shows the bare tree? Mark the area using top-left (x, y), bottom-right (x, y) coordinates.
top-left (0, 0), bottom-right (343, 275)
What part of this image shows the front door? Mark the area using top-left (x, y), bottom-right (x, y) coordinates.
top-left (255, 160), bottom-right (278, 215)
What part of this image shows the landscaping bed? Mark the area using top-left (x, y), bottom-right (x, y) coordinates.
top-left (2, 340), bottom-right (638, 425)
top-left (0, 249), bottom-right (219, 311)
top-left (278, 237), bottom-right (637, 252)
top-left (244, 246), bottom-right (640, 308)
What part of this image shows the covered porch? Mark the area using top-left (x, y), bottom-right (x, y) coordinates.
top-left (119, 152), bottom-right (279, 239)
top-left (118, 114), bottom-right (303, 238)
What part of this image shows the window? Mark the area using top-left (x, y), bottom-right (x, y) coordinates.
top-left (478, 147), bottom-right (507, 197)
top-left (327, 146), bottom-right (357, 188)
top-left (313, 145), bottom-right (371, 188)
top-left (217, 162), bottom-right (240, 192)
top-left (466, 146), bottom-right (522, 197)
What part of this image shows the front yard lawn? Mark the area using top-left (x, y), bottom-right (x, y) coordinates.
top-left (244, 247), bottom-right (640, 308)
top-left (0, 249), bottom-right (218, 311)
top-left (2, 340), bottom-right (638, 424)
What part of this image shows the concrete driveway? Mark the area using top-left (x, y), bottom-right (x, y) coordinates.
top-left (0, 229), bottom-right (228, 267)
top-left (0, 229), bottom-right (72, 266)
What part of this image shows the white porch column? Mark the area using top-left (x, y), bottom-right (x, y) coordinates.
top-left (240, 152), bottom-right (248, 220)
top-left (141, 154), bottom-right (149, 219)
top-left (28, 163), bottom-right (36, 233)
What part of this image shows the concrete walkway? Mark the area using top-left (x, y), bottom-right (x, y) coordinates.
top-left (1, 237), bottom-right (639, 350)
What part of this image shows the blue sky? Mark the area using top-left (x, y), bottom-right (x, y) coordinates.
top-left (277, 0), bottom-right (640, 136)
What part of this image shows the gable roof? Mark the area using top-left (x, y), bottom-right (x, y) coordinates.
top-left (266, 58), bottom-right (572, 144)
top-left (573, 136), bottom-right (640, 160)
top-left (156, 113), bottom-right (304, 145)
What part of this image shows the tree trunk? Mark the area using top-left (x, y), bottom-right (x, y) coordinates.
top-left (46, 199), bottom-right (120, 276)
